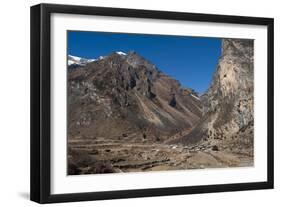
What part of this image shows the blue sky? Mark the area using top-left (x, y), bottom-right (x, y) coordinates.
top-left (68, 31), bottom-right (221, 94)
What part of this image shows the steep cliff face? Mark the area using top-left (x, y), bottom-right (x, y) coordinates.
top-left (67, 51), bottom-right (202, 142)
top-left (182, 39), bottom-right (254, 150)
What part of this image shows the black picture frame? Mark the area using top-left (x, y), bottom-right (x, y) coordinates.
top-left (30, 3), bottom-right (274, 204)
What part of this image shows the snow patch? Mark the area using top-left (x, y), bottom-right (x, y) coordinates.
top-left (116, 51), bottom-right (127, 56)
top-left (98, 56), bottom-right (105, 60)
top-left (190, 93), bottom-right (200, 100)
top-left (68, 60), bottom-right (76, 65)
top-left (68, 55), bottom-right (81, 62)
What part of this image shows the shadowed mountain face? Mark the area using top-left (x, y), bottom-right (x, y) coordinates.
top-left (68, 51), bottom-right (202, 142)
top-left (181, 39), bottom-right (254, 152)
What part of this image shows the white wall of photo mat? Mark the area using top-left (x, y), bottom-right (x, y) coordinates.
top-left (51, 13), bottom-right (267, 194)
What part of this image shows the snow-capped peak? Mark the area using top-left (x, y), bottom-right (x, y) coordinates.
top-left (68, 55), bottom-right (96, 66)
top-left (68, 55), bottom-right (82, 62)
top-left (98, 56), bottom-right (105, 60)
top-left (68, 52), bottom-right (127, 68)
top-left (115, 51), bottom-right (127, 56)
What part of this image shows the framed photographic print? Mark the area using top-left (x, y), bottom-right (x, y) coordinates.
top-left (30, 3), bottom-right (274, 203)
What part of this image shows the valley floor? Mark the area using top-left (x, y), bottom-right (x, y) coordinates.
top-left (68, 136), bottom-right (254, 175)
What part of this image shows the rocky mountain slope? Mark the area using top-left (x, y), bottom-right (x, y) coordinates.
top-left (181, 39), bottom-right (254, 155)
top-left (67, 51), bottom-right (202, 143)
